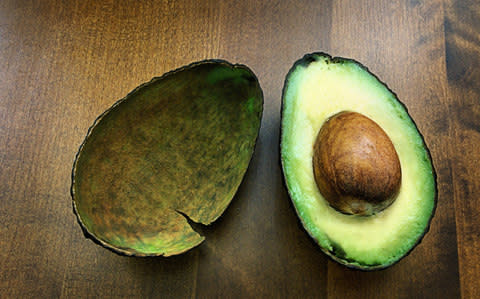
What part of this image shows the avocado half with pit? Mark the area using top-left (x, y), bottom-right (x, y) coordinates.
top-left (72, 60), bottom-right (263, 256)
top-left (280, 53), bottom-right (436, 270)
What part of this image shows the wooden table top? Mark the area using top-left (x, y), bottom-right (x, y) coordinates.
top-left (1, 0), bottom-right (479, 298)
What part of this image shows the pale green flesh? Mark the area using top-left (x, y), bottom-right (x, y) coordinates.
top-left (281, 54), bottom-right (435, 268)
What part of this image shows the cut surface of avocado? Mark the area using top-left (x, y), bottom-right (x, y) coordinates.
top-left (280, 53), bottom-right (436, 270)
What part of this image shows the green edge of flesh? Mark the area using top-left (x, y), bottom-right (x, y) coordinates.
top-left (280, 52), bottom-right (436, 270)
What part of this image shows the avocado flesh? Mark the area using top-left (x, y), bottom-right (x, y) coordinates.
top-left (72, 61), bottom-right (263, 256)
top-left (281, 53), bottom-right (436, 269)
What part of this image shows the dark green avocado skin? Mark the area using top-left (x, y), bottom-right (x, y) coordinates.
top-left (280, 52), bottom-right (437, 271)
top-left (71, 60), bottom-right (263, 256)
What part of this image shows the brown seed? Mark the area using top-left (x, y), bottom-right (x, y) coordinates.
top-left (312, 111), bottom-right (401, 216)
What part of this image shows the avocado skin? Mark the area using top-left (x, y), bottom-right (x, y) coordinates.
top-left (280, 52), bottom-right (437, 270)
top-left (71, 59), bottom-right (263, 257)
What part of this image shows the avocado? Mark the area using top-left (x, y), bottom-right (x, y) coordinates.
top-left (280, 53), bottom-right (436, 270)
top-left (71, 60), bottom-right (263, 256)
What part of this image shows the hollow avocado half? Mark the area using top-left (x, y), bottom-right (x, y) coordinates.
top-left (280, 53), bottom-right (436, 270)
top-left (72, 60), bottom-right (263, 256)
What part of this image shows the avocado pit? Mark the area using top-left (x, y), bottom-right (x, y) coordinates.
top-left (312, 111), bottom-right (401, 216)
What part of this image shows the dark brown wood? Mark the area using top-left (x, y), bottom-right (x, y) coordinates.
top-left (444, 1), bottom-right (480, 298)
top-left (0, 0), bottom-right (476, 298)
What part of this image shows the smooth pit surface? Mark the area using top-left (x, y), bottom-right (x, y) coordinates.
top-left (313, 111), bottom-right (402, 216)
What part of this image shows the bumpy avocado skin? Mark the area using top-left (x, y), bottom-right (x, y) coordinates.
top-left (280, 52), bottom-right (437, 270)
top-left (72, 60), bottom-right (263, 256)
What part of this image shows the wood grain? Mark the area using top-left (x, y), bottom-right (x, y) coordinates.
top-left (0, 0), bottom-right (477, 298)
top-left (444, 1), bottom-right (480, 298)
